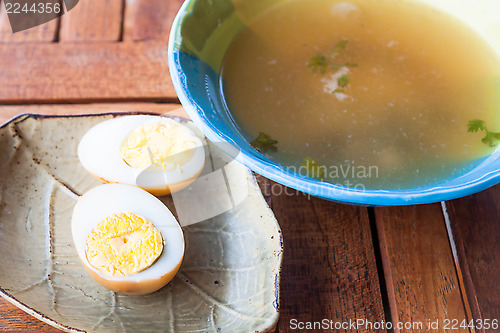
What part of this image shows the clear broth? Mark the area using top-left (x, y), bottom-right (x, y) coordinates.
top-left (221, 0), bottom-right (500, 189)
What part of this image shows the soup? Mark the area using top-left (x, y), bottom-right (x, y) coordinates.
top-left (220, 0), bottom-right (500, 189)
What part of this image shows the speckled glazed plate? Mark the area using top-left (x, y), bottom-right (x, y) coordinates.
top-left (0, 113), bottom-right (282, 332)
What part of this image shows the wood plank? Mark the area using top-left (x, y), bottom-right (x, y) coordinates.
top-left (0, 2), bottom-right (59, 42)
top-left (257, 177), bottom-right (386, 332)
top-left (446, 186), bottom-right (500, 332)
top-left (0, 102), bottom-right (186, 125)
top-left (59, 0), bottom-right (123, 41)
top-left (0, 41), bottom-right (177, 103)
top-left (0, 298), bottom-right (60, 332)
top-left (375, 204), bottom-right (470, 333)
top-left (123, 0), bottom-right (184, 41)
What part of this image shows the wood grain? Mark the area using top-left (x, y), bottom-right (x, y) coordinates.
top-left (0, 298), bottom-right (60, 332)
top-left (59, 0), bottom-right (123, 42)
top-left (0, 41), bottom-right (176, 103)
top-left (375, 204), bottom-right (470, 333)
top-left (257, 177), bottom-right (386, 332)
top-left (446, 186), bottom-right (500, 332)
top-left (123, 0), bottom-right (184, 41)
top-left (0, 3), bottom-right (59, 43)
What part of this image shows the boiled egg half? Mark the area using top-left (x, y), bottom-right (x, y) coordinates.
top-left (78, 115), bottom-right (205, 196)
top-left (72, 183), bottom-right (184, 295)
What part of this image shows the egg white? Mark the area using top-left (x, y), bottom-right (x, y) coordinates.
top-left (72, 183), bottom-right (184, 294)
top-left (78, 115), bottom-right (205, 195)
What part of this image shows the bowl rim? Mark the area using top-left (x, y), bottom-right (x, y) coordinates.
top-left (167, 0), bottom-right (500, 206)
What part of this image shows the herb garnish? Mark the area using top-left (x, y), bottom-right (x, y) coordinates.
top-left (332, 39), bottom-right (349, 53)
top-left (308, 54), bottom-right (330, 74)
top-left (467, 119), bottom-right (500, 147)
top-left (307, 39), bottom-right (357, 74)
top-left (302, 157), bottom-right (326, 180)
top-left (250, 132), bottom-right (278, 153)
top-left (337, 74), bottom-right (350, 88)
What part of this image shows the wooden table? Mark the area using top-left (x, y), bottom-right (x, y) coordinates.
top-left (0, 0), bottom-right (499, 332)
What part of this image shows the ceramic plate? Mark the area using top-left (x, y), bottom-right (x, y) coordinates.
top-left (0, 113), bottom-right (282, 332)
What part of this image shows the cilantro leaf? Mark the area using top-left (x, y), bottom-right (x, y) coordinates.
top-left (467, 119), bottom-right (500, 147)
top-left (467, 119), bottom-right (486, 133)
top-left (302, 157), bottom-right (326, 180)
top-left (307, 54), bottom-right (329, 74)
top-left (307, 39), bottom-right (354, 74)
top-left (250, 132), bottom-right (278, 153)
top-left (331, 39), bottom-right (349, 54)
top-left (337, 74), bottom-right (350, 88)
top-left (482, 132), bottom-right (500, 147)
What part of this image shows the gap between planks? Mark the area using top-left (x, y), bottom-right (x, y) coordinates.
top-left (256, 176), bottom-right (386, 332)
top-left (441, 202), bottom-right (478, 333)
top-left (368, 207), bottom-right (398, 331)
top-left (443, 187), bottom-right (500, 333)
top-left (59, 0), bottom-right (124, 42)
top-left (373, 204), bottom-right (474, 333)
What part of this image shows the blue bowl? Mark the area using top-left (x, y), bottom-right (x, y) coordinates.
top-left (168, 0), bottom-right (500, 206)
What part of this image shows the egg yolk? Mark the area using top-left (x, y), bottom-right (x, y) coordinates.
top-left (120, 120), bottom-right (199, 171)
top-left (85, 212), bottom-right (164, 277)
